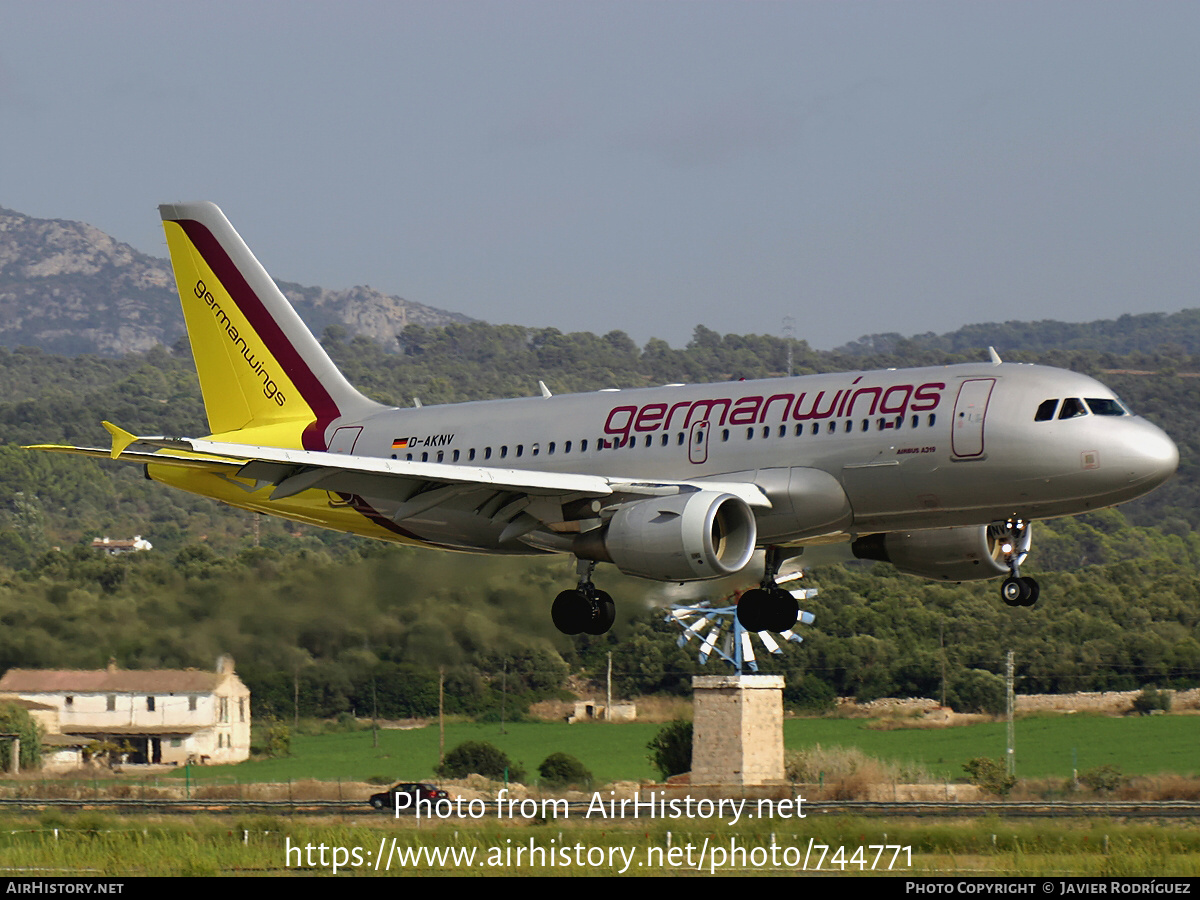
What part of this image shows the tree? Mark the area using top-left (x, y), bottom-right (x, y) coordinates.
top-left (647, 719), bottom-right (692, 781)
top-left (0, 702), bottom-right (42, 771)
top-left (436, 740), bottom-right (525, 783)
top-left (538, 752), bottom-right (593, 788)
top-left (963, 757), bottom-right (1015, 798)
top-left (946, 669), bottom-right (1006, 715)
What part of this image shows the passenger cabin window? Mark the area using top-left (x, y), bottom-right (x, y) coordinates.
top-left (1035, 399), bottom-right (1059, 421)
top-left (1058, 397), bottom-right (1087, 419)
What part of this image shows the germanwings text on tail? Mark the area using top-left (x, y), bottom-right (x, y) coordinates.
top-left (29, 202), bottom-right (1179, 636)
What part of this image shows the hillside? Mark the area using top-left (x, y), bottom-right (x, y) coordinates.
top-left (0, 206), bottom-right (473, 355)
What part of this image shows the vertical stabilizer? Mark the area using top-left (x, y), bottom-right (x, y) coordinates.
top-left (159, 202), bottom-right (384, 449)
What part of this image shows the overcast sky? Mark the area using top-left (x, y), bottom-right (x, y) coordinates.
top-left (2, 1), bottom-right (1197, 351)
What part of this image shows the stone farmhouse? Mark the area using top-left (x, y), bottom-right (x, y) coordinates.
top-left (0, 656), bottom-right (250, 769)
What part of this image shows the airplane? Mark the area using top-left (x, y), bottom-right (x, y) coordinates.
top-left (29, 202), bottom-right (1179, 637)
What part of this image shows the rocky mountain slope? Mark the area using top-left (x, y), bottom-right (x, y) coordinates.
top-left (0, 206), bottom-right (473, 355)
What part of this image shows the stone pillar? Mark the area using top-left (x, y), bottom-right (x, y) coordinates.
top-left (691, 675), bottom-right (784, 785)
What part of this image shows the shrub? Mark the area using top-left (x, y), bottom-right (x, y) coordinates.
top-left (251, 719), bottom-right (291, 758)
top-left (946, 669), bottom-right (1006, 715)
top-left (436, 740), bottom-right (525, 783)
top-left (784, 676), bottom-right (837, 713)
top-left (1131, 686), bottom-right (1171, 715)
top-left (786, 743), bottom-right (933, 799)
top-left (647, 719), bottom-right (692, 781)
top-left (963, 757), bottom-right (1016, 797)
top-left (1081, 764), bottom-right (1125, 794)
top-left (538, 752), bottom-right (593, 788)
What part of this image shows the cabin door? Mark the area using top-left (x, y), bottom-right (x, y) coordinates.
top-left (951, 378), bottom-right (995, 459)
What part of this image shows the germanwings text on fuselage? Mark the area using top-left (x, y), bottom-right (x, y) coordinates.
top-left (602, 378), bottom-right (944, 443)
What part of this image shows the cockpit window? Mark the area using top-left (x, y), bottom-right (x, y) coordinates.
top-left (1058, 397), bottom-right (1087, 419)
top-left (1085, 398), bottom-right (1128, 416)
top-left (1034, 399), bottom-right (1059, 422)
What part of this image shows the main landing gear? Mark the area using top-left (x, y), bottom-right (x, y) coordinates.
top-left (735, 546), bottom-right (801, 633)
top-left (994, 518), bottom-right (1039, 608)
top-left (552, 561), bottom-right (616, 636)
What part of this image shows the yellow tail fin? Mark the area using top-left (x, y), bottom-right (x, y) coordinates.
top-left (159, 202), bottom-right (382, 449)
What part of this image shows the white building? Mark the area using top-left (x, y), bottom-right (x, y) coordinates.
top-left (0, 656), bottom-right (250, 768)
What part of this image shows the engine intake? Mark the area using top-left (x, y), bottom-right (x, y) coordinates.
top-left (575, 490), bottom-right (757, 581)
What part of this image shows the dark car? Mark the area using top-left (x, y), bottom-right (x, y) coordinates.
top-left (369, 782), bottom-right (450, 811)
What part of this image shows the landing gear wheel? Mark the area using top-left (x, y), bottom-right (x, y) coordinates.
top-left (737, 588), bottom-right (797, 633)
top-left (1001, 576), bottom-right (1037, 607)
top-left (553, 587), bottom-right (617, 636)
top-left (1018, 576), bottom-right (1039, 607)
top-left (552, 589), bottom-right (591, 635)
top-left (736, 588), bottom-right (771, 632)
top-left (767, 588), bottom-right (800, 632)
top-left (583, 590), bottom-right (615, 635)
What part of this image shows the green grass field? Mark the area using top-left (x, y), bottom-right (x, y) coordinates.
top-left (4, 813), bottom-right (1200, 876)
top-left (156, 713), bottom-right (1200, 787)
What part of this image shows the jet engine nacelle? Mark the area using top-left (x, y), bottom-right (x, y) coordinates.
top-left (851, 525), bottom-right (1026, 582)
top-left (575, 490), bottom-right (757, 581)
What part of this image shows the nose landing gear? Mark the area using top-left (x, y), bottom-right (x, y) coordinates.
top-left (994, 518), bottom-right (1038, 607)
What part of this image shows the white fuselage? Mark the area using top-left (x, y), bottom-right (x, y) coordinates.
top-left (323, 361), bottom-right (1176, 553)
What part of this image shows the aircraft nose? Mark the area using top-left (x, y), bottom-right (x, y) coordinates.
top-left (1125, 420), bottom-right (1179, 489)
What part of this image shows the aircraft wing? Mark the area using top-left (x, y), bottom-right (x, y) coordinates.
top-left (28, 423), bottom-right (771, 531)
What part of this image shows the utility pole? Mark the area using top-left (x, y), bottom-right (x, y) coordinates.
top-left (939, 622), bottom-right (946, 708)
top-left (606, 652), bottom-right (613, 721)
top-left (1005, 650), bottom-right (1015, 776)
top-left (782, 316), bottom-right (796, 377)
top-left (500, 661), bottom-right (507, 735)
top-left (438, 666), bottom-right (445, 767)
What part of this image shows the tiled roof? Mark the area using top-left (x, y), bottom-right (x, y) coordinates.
top-left (59, 725), bottom-right (204, 736)
top-left (0, 669), bottom-right (224, 693)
